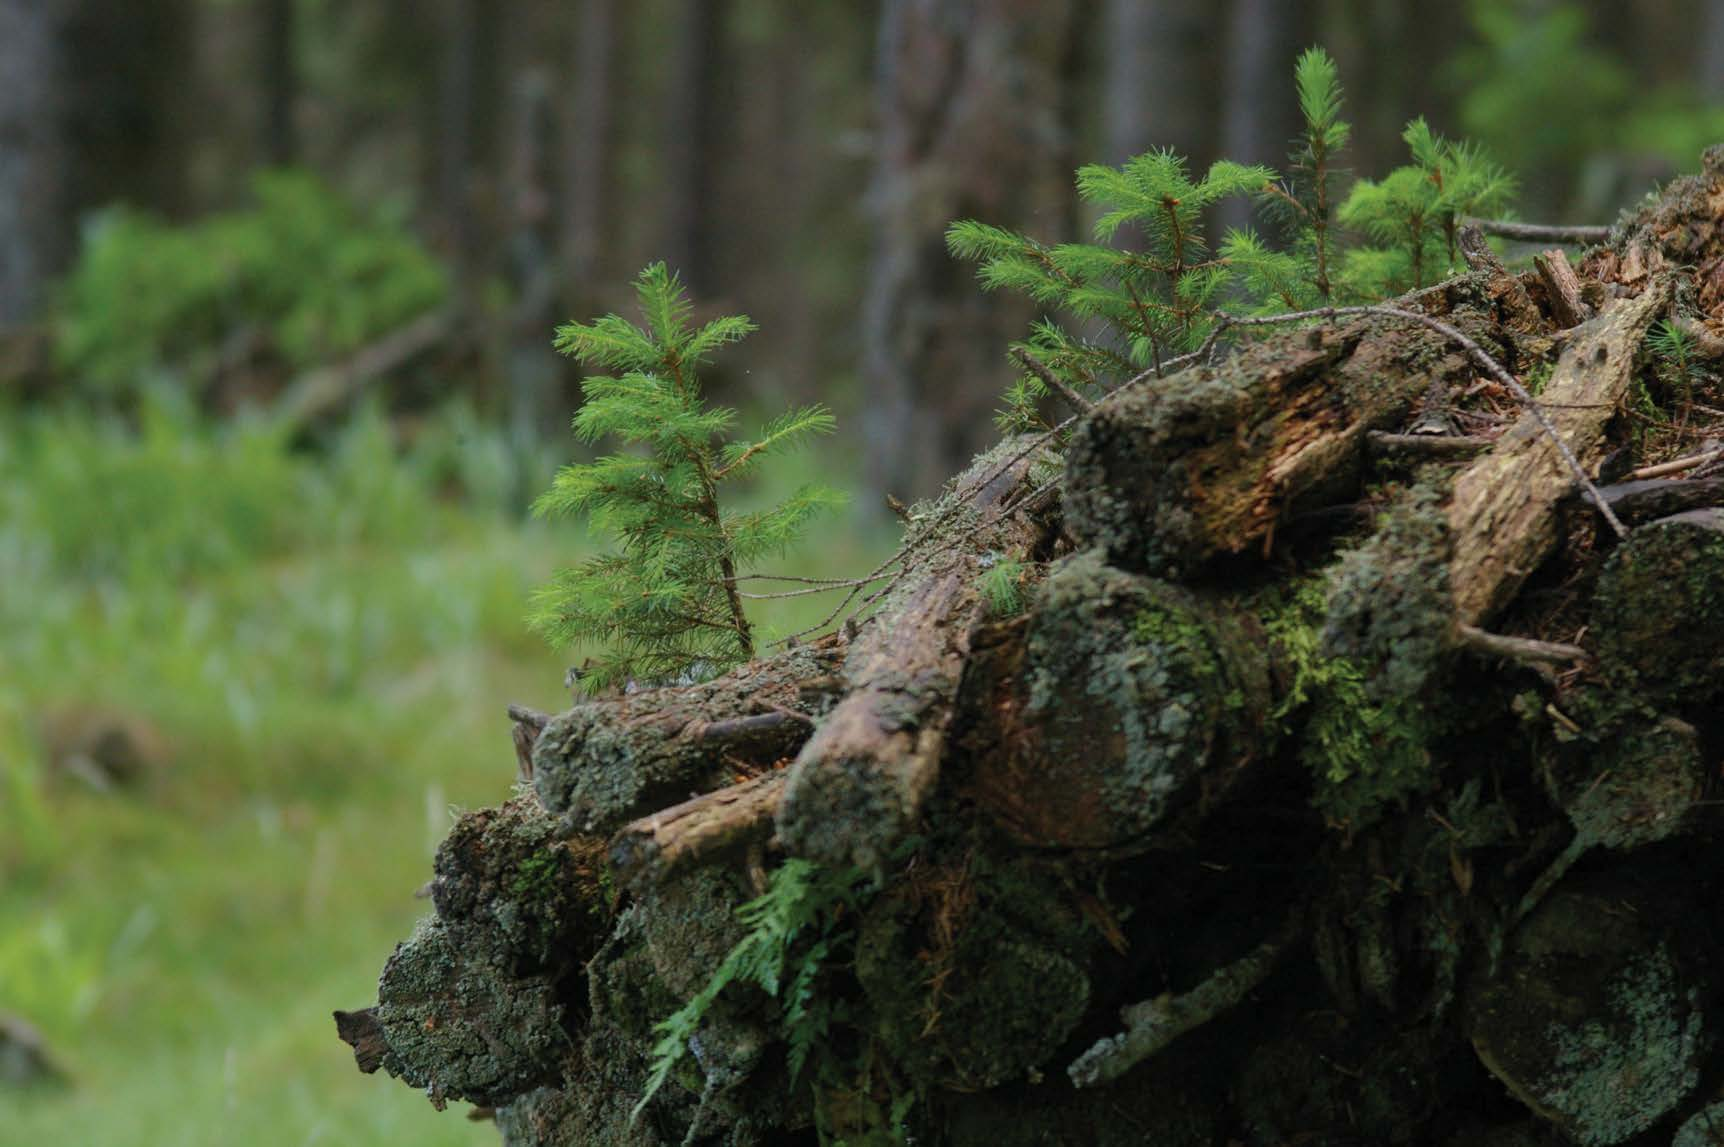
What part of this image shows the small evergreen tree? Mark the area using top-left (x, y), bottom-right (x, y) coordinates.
top-left (530, 263), bottom-right (841, 692)
top-left (948, 46), bottom-right (1519, 428)
top-left (1336, 118), bottom-right (1515, 297)
top-left (946, 154), bottom-right (1275, 430)
top-left (1235, 46), bottom-right (1353, 308)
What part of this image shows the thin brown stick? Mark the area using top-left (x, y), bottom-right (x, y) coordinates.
top-left (1456, 624), bottom-right (1588, 666)
top-left (1010, 347), bottom-right (1097, 413)
top-left (1625, 448), bottom-right (1724, 481)
top-left (1461, 217), bottom-right (1611, 245)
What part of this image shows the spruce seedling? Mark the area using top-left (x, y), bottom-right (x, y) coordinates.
top-left (531, 263), bottom-right (841, 692)
top-left (947, 153), bottom-right (1275, 430)
top-left (1337, 118), bottom-right (1515, 296)
top-left (1235, 46), bottom-right (1353, 308)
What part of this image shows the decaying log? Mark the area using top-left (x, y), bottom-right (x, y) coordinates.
top-left (1532, 248), bottom-right (1592, 329)
top-left (1514, 713), bottom-right (1703, 922)
top-left (1583, 475), bottom-right (1724, 526)
top-left (532, 635), bottom-right (845, 835)
top-left (1457, 224), bottom-right (1544, 334)
top-left (776, 438), bottom-right (1059, 870)
top-left (1593, 508), bottom-right (1724, 705)
top-left (342, 150), bottom-right (1724, 1147)
top-left (609, 769), bottom-right (785, 892)
top-left (955, 551), bottom-right (1272, 851)
top-left (1063, 280), bottom-right (1507, 577)
top-left (1446, 282), bottom-right (1669, 626)
top-left (1366, 430), bottom-right (1493, 460)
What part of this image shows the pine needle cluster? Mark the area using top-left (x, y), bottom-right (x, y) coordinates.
top-left (1337, 118), bottom-right (1516, 296)
top-left (946, 155), bottom-right (1275, 428)
top-left (947, 47), bottom-right (1519, 431)
top-left (530, 263), bottom-right (841, 692)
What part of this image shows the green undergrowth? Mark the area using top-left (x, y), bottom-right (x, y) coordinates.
top-left (54, 169), bottom-right (448, 399)
top-left (0, 399), bottom-right (887, 1144)
top-left (1261, 578), bottom-right (1437, 832)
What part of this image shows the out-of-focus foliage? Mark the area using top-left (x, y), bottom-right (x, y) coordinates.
top-left (53, 170), bottom-right (447, 397)
top-left (1447, 1), bottom-right (1724, 211)
top-left (531, 263), bottom-right (842, 691)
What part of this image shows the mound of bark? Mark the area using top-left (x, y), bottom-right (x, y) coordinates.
top-left (340, 153), bottom-right (1724, 1147)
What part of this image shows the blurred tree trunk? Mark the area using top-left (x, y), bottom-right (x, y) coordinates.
top-left (506, 71), bottom-right (560, 450)
top-left (435, 0), bottom-right (501, 312)
top-left (661, 0), bottom-right (726, 291)
top-left (259, 0), bottom-right (297, 166)
top-left (862, 0), bottom-right (1080, 500)
top-left (61, 0), bottom-right (194, 217)
top-left (1217, 0), bottom-right (1309, 236)
top-left (0, 0), bottom-right (67, 325)
top-left (563, 0), bottom-right (616, 310)
top-left (1702, 0), bottom-right (1724, 103)
top-left (1103, 0), bottom-right (1218, 167)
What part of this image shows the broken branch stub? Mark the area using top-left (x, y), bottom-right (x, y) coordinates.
top-left (531, 634), bottom-right (845, 836)
top-left (1063, 283), bottom-right (1501, 579)
top-left (776, 438), bottom-right (1058, 870)
top-left (1446, 282), bottom-right (1669, 626)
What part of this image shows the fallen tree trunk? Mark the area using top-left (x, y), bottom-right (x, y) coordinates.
top-left (775, 437), bottom-right (1060, 870)
top-left (1446, 281), bottom-right (1669, 626)
top-left (1061, 276), bottom-right (1516, 578)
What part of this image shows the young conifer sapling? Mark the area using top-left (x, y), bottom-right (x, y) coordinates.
top-left (530, 263), bottom-right (841, 692)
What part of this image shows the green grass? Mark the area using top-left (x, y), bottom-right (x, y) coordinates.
top-left (0, 398), bottom-right (890, 1143)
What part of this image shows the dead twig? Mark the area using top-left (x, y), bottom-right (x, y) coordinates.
top-left (1010, 347), bottom-right (1096, 414)
top-left (1625, 447), bottom-right (1724, 481)
top-left (1456, 624), bottom-right (1588, 666)
top-left (1068, 908), bottom-right (1305, 1087)
top-left (1461, 217), bottom-right (1611, 245)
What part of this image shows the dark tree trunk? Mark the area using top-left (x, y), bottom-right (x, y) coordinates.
top-left (1702, 0), bottom-right (1724, 103)
top-left (562, 0), bottom-right (617, 310)
top-left (61, 0), bottom-right (194, 217)
top-left (1102, 0), bottom-right (1219, 167)
top-left (659, 0), bottom-right (726, 291)
top-left (433, 0), bottom-right (500, 311)
top-left (1217, 0), bottom-right (1308, 236)
top-left (861, 0), bottom-right (1080, 500)
top-left (259, 0), bottom-right (297, 166)
top-left (0, 0), bottom-right (67, 325)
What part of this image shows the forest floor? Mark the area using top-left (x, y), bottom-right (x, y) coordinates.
top-left (0, 402), bottom-right (885, 1146)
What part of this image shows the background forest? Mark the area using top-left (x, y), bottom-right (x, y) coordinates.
top-left (0, 1), bottom-right (1721, 1144)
